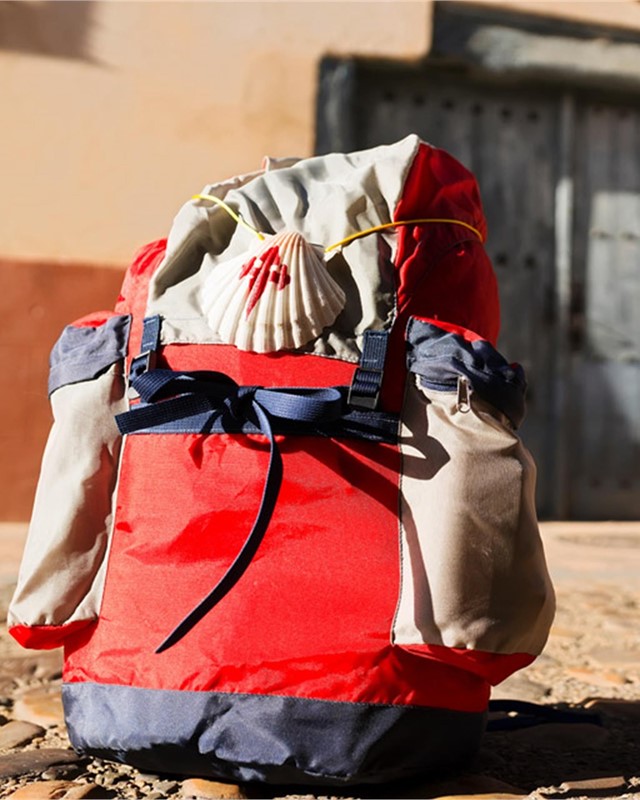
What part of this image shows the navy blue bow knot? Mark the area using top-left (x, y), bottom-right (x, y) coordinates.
top-left (115, 368), bottom-right (345, 653)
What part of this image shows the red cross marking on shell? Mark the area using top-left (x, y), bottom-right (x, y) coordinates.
top-left (240, 246), bottom-right (291, 317)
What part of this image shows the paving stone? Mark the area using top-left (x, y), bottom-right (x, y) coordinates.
top-left (583, 697), bottom-right (640, 721)
top-left (13, 684), bottom-right (65, 727)
top-left (7, 780), bottom-right (73, 799)
top-left (0, 719), bottom-right (45, 748)
top-left (510, 722), bottom-right (609, 749)
top-left (588, 646), bottom-right (640, 666)
top-left (271, 795), bottom-right (316, 800)
top-left (5, 781), bottom-right (107, 799)
top-left (155, 780), bottom-right (179, 793)
top-left (100, 768), bottom-right (120, 784)
top-left (559, 775), bottom-right (628, 793)
top-left (566, 667), bottom-right (629, 687)
top-left (33, 651), bottom-right (64, 682)
top-left (382, 774), bottom-right (527, 799)
top-left (41, 763), bottom-right (89, 781)
top-left (549, 624), bottom-right (580, 639)
top-left (489, 673), bottom-right (549, 702)
top-left (0, 583), bottom-right (16, 623)
top-left (0, 748), bottom-right (84, 779)
top-left (181, 778), bottom-right (248, 799)
top-left (8, 782), bottom-right (109, 800)
top-left (63, 783), bottom-right (112, 799)
top-left (601, 617), bottom-right (635, 636)
top-left (431, 794), bottom-right (526, 800)
top-left (0, 651), bottom-right (64, 684)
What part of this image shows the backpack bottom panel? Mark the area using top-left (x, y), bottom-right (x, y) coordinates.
top-left (63, 682), bottom-right (486, 785)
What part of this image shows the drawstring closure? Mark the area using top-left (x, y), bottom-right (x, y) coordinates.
top-left (116, 369), bottom-right (344, 653)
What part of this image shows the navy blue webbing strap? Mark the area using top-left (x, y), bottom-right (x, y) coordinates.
top-left (154, 398), bottom-right (282, 654)
top-left (116, 369), bottom-right (344, 653)
top-left (129, 315), bottom-right (162, 381)
top-left (348, 329), bottom-right (389, 410)
top-left (254, 386), bottom-right (344, 423)
top-left (117, 371), bottom-right (345, 434)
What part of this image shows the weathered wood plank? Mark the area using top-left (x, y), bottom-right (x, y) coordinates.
top-left (321, 62), bottom-right (640, 517)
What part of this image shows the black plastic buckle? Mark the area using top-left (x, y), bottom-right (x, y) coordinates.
top-left (347, 367), bottom-right (383, 410)
top-left (131, 349), bottom-right (156, 377)
top-left (127, 350), bottom-right (157, 399)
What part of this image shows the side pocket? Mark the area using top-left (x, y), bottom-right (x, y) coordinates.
top-left (8, 314), bottom-right (131, 649)
top-left (393, 318), bottom-right (555, 666)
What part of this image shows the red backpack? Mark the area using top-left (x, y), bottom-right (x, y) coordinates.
top-left (9, 135), bottom-right (555, 785)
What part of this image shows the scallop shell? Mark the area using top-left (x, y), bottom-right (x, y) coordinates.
top-left (201, 230), bottom-right (346, 353)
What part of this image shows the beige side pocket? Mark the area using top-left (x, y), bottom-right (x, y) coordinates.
top-left (393, 375), bottom-right (555, 656)
top-left (9, 317), bottom-right (130, 636)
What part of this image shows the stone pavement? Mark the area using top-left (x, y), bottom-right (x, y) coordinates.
top-left (0, 521), bottom-right (639, 800)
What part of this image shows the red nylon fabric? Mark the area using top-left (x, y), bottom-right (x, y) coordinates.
top-left (410, 316), bottom-right (487, 343)
top-left (402, 644), bottom-right (535, 687)
top-left (62, 431), bottom-right (493, 713)
top-left (159, 344), bottom-right (355, 388)
top-left (380, 143), bottom-right (500, 412)
top-left (67, 311), bottom-right (122, 329)
top-left (10, 621), bottom-right (90, 650)
top-left (396, 143), bottom-right (487, 243)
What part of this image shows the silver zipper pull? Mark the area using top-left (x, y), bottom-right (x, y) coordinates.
top-left (456, 375), bottom-right (471, 413)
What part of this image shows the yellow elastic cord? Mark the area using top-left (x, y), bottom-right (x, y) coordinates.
top-left (192, 194), bottom-right (266, 241)
top-left (325, 218), bottom-right (484, 253)
top-left (191, 194), bottom-right (483, 251)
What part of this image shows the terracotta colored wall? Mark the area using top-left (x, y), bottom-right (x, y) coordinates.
top-left (1, 260), bottom-right (125, 519)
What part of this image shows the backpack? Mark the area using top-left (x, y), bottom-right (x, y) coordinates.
top-left (9, 134), bottom-right (555, 786)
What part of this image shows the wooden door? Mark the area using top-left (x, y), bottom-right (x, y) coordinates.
top-left (569, 99), bottom-right (640, 518)
top-left (317, 61), bottom-right (640, 518)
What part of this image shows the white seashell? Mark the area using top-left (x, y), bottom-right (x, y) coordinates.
top-left (201, 230), bottom-right (346, 353)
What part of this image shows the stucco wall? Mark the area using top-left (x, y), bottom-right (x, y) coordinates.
top-left (0, 1), bottom-right (432, 265)
top-left (1, 0), bottom-right (639, 521)
top-left (2, 1), bottom-right (639, 265)
top-left (3, 1), bottom-right (640, 265)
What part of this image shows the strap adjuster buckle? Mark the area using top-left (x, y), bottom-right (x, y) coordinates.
top-left (347, 366), bottom-right (383, 410)
top-left (347, 386), bottom-right (380, 410)
top-left (132, 349), bottom-right (156, 375)
top-left (127, 350), bottom-right (157, 399)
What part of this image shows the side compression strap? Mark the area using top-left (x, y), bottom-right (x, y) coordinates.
top-left (348, 330), bottom-right (389, 410)
top-left (116, 369), bottom-right (344, 654)
top-left (130, 315), bottom-right (162, 379)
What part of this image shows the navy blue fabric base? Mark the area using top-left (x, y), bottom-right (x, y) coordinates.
top-left (63, 683), bottom-right (486, 785)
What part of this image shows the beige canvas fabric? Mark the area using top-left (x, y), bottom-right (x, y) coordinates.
top-left (9, 365), bottom-right (126, 629)
top-left (146, 135), bottom-right (422, 360)
top-left (394, 376), bottom-right (555, 656)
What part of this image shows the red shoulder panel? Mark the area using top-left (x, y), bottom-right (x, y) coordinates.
top-left (381, 144), bottom-right (500, 412)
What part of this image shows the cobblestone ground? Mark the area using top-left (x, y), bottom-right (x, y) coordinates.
top-left (1, 522), bottom-right (639, 800)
